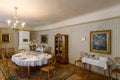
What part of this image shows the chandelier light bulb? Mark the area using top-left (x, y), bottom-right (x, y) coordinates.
top-left (16, 20), bottom-right (19, 23)
top-left (7, 20), bottom-right (11, 26)
top-left (22, 22), bottom-right (25, 26)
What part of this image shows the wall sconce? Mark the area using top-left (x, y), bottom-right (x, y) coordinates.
top-left (81, 37), bottom-right (86, 41)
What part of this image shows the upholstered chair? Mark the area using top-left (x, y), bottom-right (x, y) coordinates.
top-left (111, 57), bottom-right (120, 80)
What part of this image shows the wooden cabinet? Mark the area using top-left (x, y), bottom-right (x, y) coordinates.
top-left (54, 33), bottom-right (68, 64)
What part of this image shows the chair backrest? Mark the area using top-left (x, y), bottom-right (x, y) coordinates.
top-left (44, 47), bottom-right (52, 54)
top-left (7, 47), bottom-right (15, 58)
top-left (8, 48), bottom-right (15, 53)
top-left (48, 56), bottom-right (57, 70)
top-left (79, 51), bottom-right (87, 59)
top-left (0, 53), bottom-right (10, 79)
top-left (0, 48), bottom-right (7, 54)
top-left (18, 49), bottom-right (26, 53)
top-left (114, 57), bottom-right (120, 68)
top-left (0, 48), bottom-right (7, 58)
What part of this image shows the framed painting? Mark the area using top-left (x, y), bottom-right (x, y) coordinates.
top-left (1, 33), bottom-right (10, 43)
top-left (40, 34), bottom-right (48, 43)
top-left (23, 39), bottom-right (28, 42)
top-left (90, 30), bottom-right (111, 54)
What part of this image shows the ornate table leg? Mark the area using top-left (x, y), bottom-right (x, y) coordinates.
top-left (104, 70), bottom-right (106, 80)
top-left (108, 65), bottom-right (111, 80)
top-left (89, 64), bottom-right (91, 71)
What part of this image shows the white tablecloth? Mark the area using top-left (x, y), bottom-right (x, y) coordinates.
top-left (11, 52), bottom-right (52, 66)
top-left (82, 57), bottom-right (111, 70)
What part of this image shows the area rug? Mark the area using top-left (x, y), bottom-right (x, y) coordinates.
top-left (13, 64), bottom-right (74, 80)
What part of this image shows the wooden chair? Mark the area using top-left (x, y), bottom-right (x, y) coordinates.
top-left (0, 54), bottom-right (18, 80)
top-left (111, 57), bottom-right (120, 80)
top-left (0, 48), bottom-right (8, 58)
top-left (74, 52), bottom-right (87, 69)
top-left (44, 47), bottom-right (52, 54)
top-left (2, 53), bottom-right (18, 68)
top-left (40, 56), bottom-right (56, 80)
top-left (7, 47), bottom-right (15, 59)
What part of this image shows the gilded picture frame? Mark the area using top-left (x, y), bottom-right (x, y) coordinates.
top-left (90, 30), bottom-right (111, 54)
top-left (40, 34), bottom-right (48, 43)
top-left (0, 33), bottom-right (10, 43)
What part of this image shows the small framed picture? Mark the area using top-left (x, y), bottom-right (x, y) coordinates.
top-left (41, 35), bottom-right (48, 43)
top-left (23, 39), bottom-right (28, 42)
top-left (1, 33), bottom-right (10, 43)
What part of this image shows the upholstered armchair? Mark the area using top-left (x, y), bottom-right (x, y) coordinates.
top-left (111, 57), bottom-right (120, 80)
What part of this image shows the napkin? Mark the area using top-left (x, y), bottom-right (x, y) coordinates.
top-left (99, 56), bottom-right (108, 61)
top-left (36, 47), bottom-right (43, 52)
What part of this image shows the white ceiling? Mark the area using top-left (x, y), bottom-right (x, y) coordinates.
top-left (0, 0), bottom-right (120, 27)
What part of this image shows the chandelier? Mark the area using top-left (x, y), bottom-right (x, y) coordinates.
top-left (7, 7), bottom-right (25, 31)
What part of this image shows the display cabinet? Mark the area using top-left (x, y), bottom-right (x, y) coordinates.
top-left (54, 33), bottom-right (68, 64)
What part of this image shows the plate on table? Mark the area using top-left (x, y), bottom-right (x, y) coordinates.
top-left (14, 55), bottom-right (22, 57)
top-left (19, 57), bottom-right (27, 60)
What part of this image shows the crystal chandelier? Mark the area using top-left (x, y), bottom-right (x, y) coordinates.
top-left (7, 7), bottom-right (25, 31)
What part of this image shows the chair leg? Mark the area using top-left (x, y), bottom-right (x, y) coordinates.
top-left (83, 63), bottom-right (85, 70)
top-left (74, 61), bottom-right (76, 65)
top-left (48, 71), bottom-right (50, 80)
top-left (40, 69), bottom-right (42, 79)
top-left (111, 72), bottom-right (112, 80)
top-left (116, 74), bottom-right (117, 80)
top-left (74, 61), bottom-right (78, 72)
top-left (51, 70), bottom-right (56, 80)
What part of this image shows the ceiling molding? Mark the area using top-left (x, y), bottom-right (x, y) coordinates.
top-left (33, 5), bottom-right (120, 31)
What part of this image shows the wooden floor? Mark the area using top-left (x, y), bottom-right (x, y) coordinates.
top-left (0, 63), bottom-right (116, 80)
top-left (65, 64), bottom-right (112, 80)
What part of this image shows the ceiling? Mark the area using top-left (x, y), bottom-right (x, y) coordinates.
top-left (0, 0), bottom-right (120, 27)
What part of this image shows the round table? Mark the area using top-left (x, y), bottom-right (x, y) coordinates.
top-left (11, 51), bottom-right (52, 78)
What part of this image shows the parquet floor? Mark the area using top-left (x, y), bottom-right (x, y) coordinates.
top-left (60, 64), bottom-right (116, 80)
top-left (0, 62), bottom-right (116, 80)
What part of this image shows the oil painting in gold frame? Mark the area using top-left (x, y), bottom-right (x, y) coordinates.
top-left (40, 34), bottom-right (48, 43)
top-left (90, 30), bottom-right (111, 54)
top-left (0, 33), bottom-right (10, 43)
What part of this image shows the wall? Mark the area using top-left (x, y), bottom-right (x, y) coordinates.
top-left (0, 29), bottom-right (19, 52)
top-left (34, 5), bottom-right (120, 31)
top-left (34, 17), bottom-right (120, 74)
top-left (0, 29), bottom-right (31, 52)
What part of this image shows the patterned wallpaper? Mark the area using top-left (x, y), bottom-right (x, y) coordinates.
top-left (0, 29), bottom-right (19, 52)
top-left (34, 17), bottom-right (120, 74)
top-left (0, 17), bottom-right (120, 74)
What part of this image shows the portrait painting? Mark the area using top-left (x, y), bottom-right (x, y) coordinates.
top-left (90, 30), bottom-right (111, 54)
top-left (40, 34), bottom-right (48, 43)
top-left (1, 33), bottom-right (10, 43)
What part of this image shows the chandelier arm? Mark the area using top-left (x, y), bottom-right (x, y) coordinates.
top-left (15, 7), bottom-right (18, 20)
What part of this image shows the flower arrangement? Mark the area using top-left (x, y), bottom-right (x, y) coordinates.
top-left (29, 40), bottom-right (37, 50)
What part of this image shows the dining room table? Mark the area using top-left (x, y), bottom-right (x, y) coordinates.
top-left (11, 51), bottom-right (52, 79)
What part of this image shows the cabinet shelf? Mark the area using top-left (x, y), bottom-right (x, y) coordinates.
top-left (54, 33), bottom-right (68, 64)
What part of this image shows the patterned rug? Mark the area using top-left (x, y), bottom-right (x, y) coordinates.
top-left (13, 64), bottom-right (74, 80)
